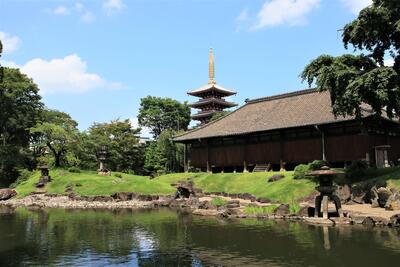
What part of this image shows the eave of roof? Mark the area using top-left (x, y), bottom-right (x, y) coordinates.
top-left (187, 83), bottom-right (236, 96)
top-left (188, 98), bottom-right (238, 108)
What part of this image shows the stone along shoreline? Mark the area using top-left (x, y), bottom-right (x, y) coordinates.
top-left (1, 191), bottom-right (400, 228)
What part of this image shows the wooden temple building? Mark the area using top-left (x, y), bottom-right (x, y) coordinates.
top-left (175, 87), bottom-right (400, 172)
top-left (188, 48), bottom-right (237, 124)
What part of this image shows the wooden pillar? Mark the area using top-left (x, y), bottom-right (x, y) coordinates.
top-left (279, 131), bottom-right (285, 170)
top-left (206, 140), bottom-right (211, 173)
top-left (183, 143), bottom-right (188, 173)
top-left (243, 160), bottom-right (248, 173)
top-left (243, 139), bottom-right (249, 173)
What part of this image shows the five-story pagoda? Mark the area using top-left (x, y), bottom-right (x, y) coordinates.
top-left (188, 48), bottom-right (237, 124)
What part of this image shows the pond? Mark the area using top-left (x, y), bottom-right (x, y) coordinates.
top-left (0, 207), bottom-right (399, 266)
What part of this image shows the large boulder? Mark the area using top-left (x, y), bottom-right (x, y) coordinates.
top-left (389, 214), bottom-right (400, 227)
top-left (275, 204), bottom-right (290, 216)
top-left (111, 192), bottom-right (134, 201)
top-left (0, 188), bottom-right (17, 200)
top-left (268, 174), bottom-right (284, 183)
top-left (385, 189), bottom-right (400, 211)
top-left (377, 187), bottom-right (392, 208)
top-left (334, 184), bottom-right (351, 204)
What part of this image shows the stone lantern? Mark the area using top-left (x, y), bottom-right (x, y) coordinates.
top-left (307, 166), bottom-right (344, 219)
top-left (36, 165), bottom-right (51, 188)
top-left (97, 146), bottom-right (110, 176)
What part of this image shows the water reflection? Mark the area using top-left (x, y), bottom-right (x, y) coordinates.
top-left (0, 208), bottom-right (399, 266)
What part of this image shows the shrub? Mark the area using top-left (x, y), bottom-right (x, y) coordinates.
top-left (346, 160), bottom-right (369, 182)
top-left (68, 166), bottom-right (81, 173)
top-left (114, 173), bottom-right (123, 178)
top-left (293, 164), bottom-right (310, 179)
top-left (10, 169), bottom-right (33, 188)
top-left (308, 160), bottom-right (329, 171)
top-left (211, 197), bottom-right (227, 207)
top-left (244, 205), bottom-right (278, 215)
top-left (289, 201), bottom-right (301, 214)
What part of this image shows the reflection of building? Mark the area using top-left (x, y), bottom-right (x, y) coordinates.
top-left (188, 48), bottom-right (237, 124)
top-left (175, 89), bottom-right (400, 172)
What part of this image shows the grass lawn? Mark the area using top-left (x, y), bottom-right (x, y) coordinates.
top-left (14, 167), bottom-right (400, 203)
top-left (15, 169), bottom-right (316, 203)
top-left (15, 169), bottom-right (177, 198)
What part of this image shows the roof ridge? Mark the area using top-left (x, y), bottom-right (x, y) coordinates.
top-left (246, 88), bottom-right (318, 104)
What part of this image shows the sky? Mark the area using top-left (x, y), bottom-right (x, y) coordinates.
top-left (0, 0), bottom-right (374, 136)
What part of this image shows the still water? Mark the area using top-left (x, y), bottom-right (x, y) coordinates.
top-left (0, 207), bottom-right (399, 267)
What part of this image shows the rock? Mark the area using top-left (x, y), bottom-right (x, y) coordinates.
top-left (0, 188), bottom-right (17, 200)
top-left (92, 196), bottom-right (114, 202)
top-left (362, 216), bottom-right (375, 226)
top-left (275, 204), bottom-right (290, 216)
top-left (304, 217), bottom-right (334, 225)
top-left (192, 209), bottom-right (218, 216)
top-left (226, 200), bottom-right (240, 209)
top-left (335, 184), bottom-right (351, 204)
top-left (385, 191), bottom-right (400, 211)
top-left (64, 185), bottom-right (73, 193)
top-left (377, 187), bottom-right (392, 208)
top-left (137, 195), bottom-right (158, 201)
top-left (268, 174), bottom-right (284, 183)
top-left (111, 192), bottom-right (134, 201)
top-left (297, 206), bottom-right (313, 217)
top-left (256, 197), bottom-right (273, 203)
top-left (351, 184), bottom-right (367, 204)
top-left (172, 181), bottom-right (202, 199)
top-left (218, 208), bottom-right (238, 218)
top-left (239, 193), bottom-right (257, 202)
top-left (198, 201), bottom-right (216, 210)
top-left (389, 214), bottom-right (400, 227)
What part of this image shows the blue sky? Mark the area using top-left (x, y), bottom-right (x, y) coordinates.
top-left (0, 0), bottom-right (373, 136)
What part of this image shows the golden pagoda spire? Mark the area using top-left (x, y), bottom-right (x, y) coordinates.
top-left (208, 48), bottom-right (216, 84)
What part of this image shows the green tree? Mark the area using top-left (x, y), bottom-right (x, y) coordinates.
top-left (301, 0), bottom-right (400, 119)
top-left (86, 119), bottom-right (145, 173)
top-left (0, 67), bottom-right (43, 183)
top-left (30, 110), bottom-right (79, 167)
top-left (144, 129), bottom-right (184, 174)
top-left (138, 96), bottom-right (191, 138)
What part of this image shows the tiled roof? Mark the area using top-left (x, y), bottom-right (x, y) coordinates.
top-left (188, 97), bottom-right (238, 108)
top-left (187, 84), bottom-right (236, 96)
top-left (174, 88), bottom-right (385, 141)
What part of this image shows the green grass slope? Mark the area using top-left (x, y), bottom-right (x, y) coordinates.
top-left (15, 170), bottom-right (316, 203)
top-left (16, 169), bottom-right (176, 198)
top-left (15, 167), bottom-right (400, 204)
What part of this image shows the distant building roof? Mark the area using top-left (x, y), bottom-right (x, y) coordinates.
top-left (187, 83), bottom-right (236, 97)
top-left (174, 89), bottom-right (396, 142)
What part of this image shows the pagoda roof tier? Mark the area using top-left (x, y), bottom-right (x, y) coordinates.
top-left (188, 83), bottom-right (236, 97)
top-left (191, 110), bottom-right (221, 119)
top-left (188, 97), bottom-right (238, 108)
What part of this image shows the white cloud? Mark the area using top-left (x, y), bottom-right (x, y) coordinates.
top-left (341, 0), bottom-right (372, 15)
top-left (4, 54), bottom-right (122, 94)
top-left (384, 58), bottom-right (394, 67)
top-left (130, 117), bottom-right (152, 138)
top-left (103, 0), bottom-right (125, 15)
top-left (53, 6), bottom-right (70, 15)
top-left (81, 11), bottom-right (96, 23)
top-left (0, 31), bottom-right (21, 53)
top-left (252, 0), bottom-right (320, 29)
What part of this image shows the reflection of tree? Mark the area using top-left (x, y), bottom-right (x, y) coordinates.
top-left (1, 208), bottom-right (400, 266)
